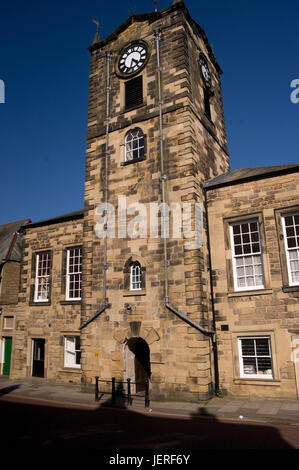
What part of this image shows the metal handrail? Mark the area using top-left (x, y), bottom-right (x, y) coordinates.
top-left (95, 376), bottom-right (150, 408)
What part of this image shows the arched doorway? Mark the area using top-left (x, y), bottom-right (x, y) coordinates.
top-left (124, 337), bottom-right (150, 393)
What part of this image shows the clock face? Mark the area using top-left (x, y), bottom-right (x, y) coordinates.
top-left (118, 43), bottom-right (148, 76)
top-left (199, 56), bottom-right (211, 88)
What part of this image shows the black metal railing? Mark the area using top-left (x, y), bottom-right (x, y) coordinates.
top-left (95, 376), bottom-right (150, 408)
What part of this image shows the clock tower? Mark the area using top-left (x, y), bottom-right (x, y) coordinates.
top-left (80, 1), bottom-right (229, 401)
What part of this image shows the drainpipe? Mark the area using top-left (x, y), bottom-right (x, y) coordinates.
top-left (154, 29), bottom-right (220, 395)
top-left (204, 188), bottom-right (221, 396)
top-left (154, 29), bottom-right (169, 306)
top-left (80, 49), bottom-right (112, 330)
top-left (103, 49), bottom-right (112, 307)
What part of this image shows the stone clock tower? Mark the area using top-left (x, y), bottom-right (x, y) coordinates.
top-left (80, 1), bottom-right (229, 401)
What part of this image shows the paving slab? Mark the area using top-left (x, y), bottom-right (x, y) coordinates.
top-left (280, 403), bottom-right (299, 411)
top-left (257, 408), bottom-right (280, 416)
top-left (1, 376), bottom-right (299, 424)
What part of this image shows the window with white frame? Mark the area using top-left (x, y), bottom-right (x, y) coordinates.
top-left (238, 336), bottom-right (273, 379)
top-left (64, 336), bottom-right (81, 368)
top-left (282, 213), bottom-right (299, 285)
top-left (130, 261), bottom-right (142, 290)
top-left (34, 251), bottom-right (51, 302)
top-left (3, 316), bottom-right (13, 330)
top-left (230, 220), bottom-right (265, 290)
top-left (125, 128), bottom-right (145, 162)
top-left (66, 247), bottom-right (82, 300)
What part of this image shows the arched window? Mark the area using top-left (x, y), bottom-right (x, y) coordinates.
top-left (124, 257), bottom-right (146, 292)
top-left (130, 261), bottom-right (142, 290)
top-left (125, 128), bottom-right (145, 162)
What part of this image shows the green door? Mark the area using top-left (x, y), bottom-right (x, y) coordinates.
top-left (3, 337), bottom-right (12, 376)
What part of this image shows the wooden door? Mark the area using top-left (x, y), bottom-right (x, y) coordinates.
top-left (3, 337), bottom-right (12, 376)
top-left (134, 338), bottom-right (150, 393)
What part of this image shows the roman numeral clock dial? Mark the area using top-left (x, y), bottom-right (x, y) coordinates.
top-left (199, 55), bottom-right (212, 89)
top-left (118, 43), bottom-right (148, 76)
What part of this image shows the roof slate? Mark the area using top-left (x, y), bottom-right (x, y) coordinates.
top-left (0, 219), bottom-right (31, 263)
top-left (203, 164), bottom-right (299, 189)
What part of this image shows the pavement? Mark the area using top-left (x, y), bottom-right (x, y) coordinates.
top-left (1, 375), bottom-right (299, 426)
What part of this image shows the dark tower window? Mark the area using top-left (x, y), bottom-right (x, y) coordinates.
top-left (204, 88), bottom-right (211, 120)
top-left (125, 76), bottom-right (143, 110)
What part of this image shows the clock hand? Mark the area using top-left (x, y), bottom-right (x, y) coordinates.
top-left (130, 58), bottom-right (138, 67)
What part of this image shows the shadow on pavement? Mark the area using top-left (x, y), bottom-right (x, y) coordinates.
top-left (0, 384), bottom-right (20, 396)
top-left (0, 395), bottom-right (295, 449)
top-left (97, 383), bottom-right (128, 409)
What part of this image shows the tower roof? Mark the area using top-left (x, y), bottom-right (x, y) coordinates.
top-left (89, 1), bottom-right (222, 74)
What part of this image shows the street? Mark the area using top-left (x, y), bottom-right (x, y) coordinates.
top-left (0, 394), bottom-right (298, 451)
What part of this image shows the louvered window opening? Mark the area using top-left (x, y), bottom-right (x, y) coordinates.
top-left (204, 88), bottom-right (211, 120)
top-left (125, 76), bottom-right (143, 110)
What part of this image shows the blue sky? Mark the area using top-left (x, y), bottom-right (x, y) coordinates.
top-left (0, 0), bottom-right (298, 225)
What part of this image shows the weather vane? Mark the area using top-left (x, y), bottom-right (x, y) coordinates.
top-left (128, 6), bottom-right (136, 15)
top-left (92, 19), bottom-right (103, 40)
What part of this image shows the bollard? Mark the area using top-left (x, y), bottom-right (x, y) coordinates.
top-left (127, 378), bottom-right (132, 405)
top-left (95, 376), bottom-right (99, 401)
top-left (145, 378), bottom-right (150, 408)
top-left (112, 377), bottom-right (116, 405)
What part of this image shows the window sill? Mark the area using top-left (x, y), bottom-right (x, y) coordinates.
top-left (123, 289), bottom-right (146, 297)
top-left (122, 102), bottom-right (146, 114)
top-left (60, 300), bottom-right (82, 305)
top-left (121, 156), bottom-right (146, 166)
top-left (29, 301), bottom-right (51, 306)
top-left (282, 285), bottom-right (299, 293)
top-left (204, 113), bottom-right (214, 125)
top-left (228, 288), bottom-right (273, 298)
top-left (59, 367), bottom-right (81, 373)
top-left (233, 377), bottom-right (280, 386)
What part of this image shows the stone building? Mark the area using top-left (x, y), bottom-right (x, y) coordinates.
top-left (0, 1), bottom-right (298, 401)
top-left (0, 219), bottom-right (30, 376)
top-left (79, 0), bottom-right (229, 401)
top-left (0, 211), bottom-right (84, 381)
top-left (204, 165), bottom-right (299, 399)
